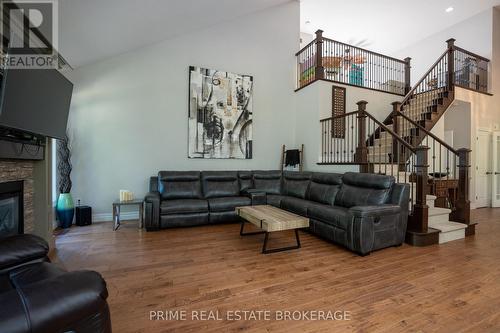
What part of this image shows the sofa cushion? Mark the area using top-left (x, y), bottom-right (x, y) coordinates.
top-left (158, 171), bottom-right (202, 200)
top-left (202, 171), bottom-right (239, 198)
top-left (282, 171), bottom-right (311, 199)
top-left (160, 199), bottom-right (208, 215)
top-left (238, 171), bottom-right (253, 192)
top-left (281, 196), bottom-right (316, 216)
top-left (252, 170), bottom-right (282, 195)
top-left (307, 204), bottom-right (351, 230)
top-left (335, 172), bottom-right (394, 208)
top-left (308, 172), bottom-right (343, 205)
top-left (208, 196), bottom-right (251, 212)
top-left (0, 234), bottom-right (49, 271)
top-left (267, 194), bottom-right (285, 208)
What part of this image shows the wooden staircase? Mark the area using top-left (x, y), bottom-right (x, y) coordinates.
top-left (317, 38), bottom-right (490, 246)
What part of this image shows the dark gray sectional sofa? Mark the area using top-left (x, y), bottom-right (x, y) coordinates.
top-left (145, 171), bottom-right (409, 255)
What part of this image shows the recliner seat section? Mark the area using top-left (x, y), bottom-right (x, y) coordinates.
top-left (202, 171), bottom-right (251, 224)
top-left (144, 170), bottom-right (409, 255)
top-left (0, 234), bottom-right (111, 333)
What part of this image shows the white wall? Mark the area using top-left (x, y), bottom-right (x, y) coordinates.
top-left (294, 80), bottom-right (401, 172)
top-left (67, 2), bottom-right (300, 218)
top-left (393, 9), bottom-right (493, 85)
top-left (444, 101), bottom-right (472, 150)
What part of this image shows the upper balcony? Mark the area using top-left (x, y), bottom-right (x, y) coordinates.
top-left (296, 30), bottom-right (490, 96)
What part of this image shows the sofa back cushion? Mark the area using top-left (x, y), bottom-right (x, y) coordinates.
top-left (202, 171), bottom-right (239, 198)
top-left (252, 170), bottom-right (282, 195)
top-left (335, 172), bottom-right (394, 208)
top-left (308, 172), bottom-right (342, 205)
top-left (282, 171), bottom-right (311, 199)
top-left (238, 171), bottom-right (253, 192)
top-left (158, 171), bottom-right (202, 200)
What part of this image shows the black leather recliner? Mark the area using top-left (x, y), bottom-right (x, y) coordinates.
top-left (0, 234), bottom-right (112, 333)
top-left (145, 170), bottom-right (410, 255)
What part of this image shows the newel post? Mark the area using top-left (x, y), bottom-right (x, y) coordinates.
top-left (446, 38), bottom-right (456, 90)
top-left (404, 57), bottom-right (411, 94)
top-left (315, 29), bottom-right (324, 80)
top-left (355, 101), bottom-right (368, 173)
top-left (408, 146), bottom-right (429, 233)
top-left (450, 148), bottom-right (472, 230)
top-left (391, 101), bottom-right (402, 164)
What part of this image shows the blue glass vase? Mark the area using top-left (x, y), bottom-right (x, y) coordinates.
top-left (57, 193), bottom-right (75, 228)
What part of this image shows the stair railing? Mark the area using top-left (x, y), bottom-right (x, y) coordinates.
top-left (394, 109), bottom-right (471, 226)
top-left (320, 101), bottom-right (423, 221)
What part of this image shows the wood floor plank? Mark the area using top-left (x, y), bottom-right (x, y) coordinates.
top-left (52, 208), bottom-right (500, 332)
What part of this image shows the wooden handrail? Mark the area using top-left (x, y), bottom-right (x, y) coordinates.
top-left (295, 40), bottom-right (316, 57)
top-left (395, 111), bottom-right (458, 155)
top-left (401, 50), bottom-right (448, 105)
top-left (364, 111), bottom-right (416, 153)
top-left (453, 45), bottom-right (490, 62)
top-left (320, 111), bottom-right (358, 122)
top-left (321, 37), bottom-right (407, 64)
top-left (320, 110), bottom-right (415, 152)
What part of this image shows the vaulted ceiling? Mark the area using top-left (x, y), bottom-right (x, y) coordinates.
top-left (300, 0), bottom-right (500, 55)
top-left (58, 0), bottom-right (292, 68)
top-left (58, 0), bottom-right (500, 69)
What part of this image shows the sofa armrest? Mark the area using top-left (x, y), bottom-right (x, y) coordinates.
top-left (241, 189), bottom-right (267, 205)
top-left (347, 205), bottom-right (404, 256)
top-left (0, 234), bottom-right (49, 271)
top-left (144, 191), bottom-right (161, 231)
top-left (349, 205), bottom-right (401, 218)
top-left (0, 270), bottom-right (111, 333)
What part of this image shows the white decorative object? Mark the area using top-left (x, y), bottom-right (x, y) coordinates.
top-left (119, 190), bottom-right (134, 202)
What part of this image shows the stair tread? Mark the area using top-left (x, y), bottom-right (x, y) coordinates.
top-left (428, 221), bottom-right (467, 232)
top-left (429, 207), bottom-right (452, 216)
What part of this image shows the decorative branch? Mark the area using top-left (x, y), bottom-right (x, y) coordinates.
top-left (57, 134), bottom-right (72, 194)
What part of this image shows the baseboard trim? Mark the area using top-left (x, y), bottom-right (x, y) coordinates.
top-left (92, 212), bottom-right (140, 223)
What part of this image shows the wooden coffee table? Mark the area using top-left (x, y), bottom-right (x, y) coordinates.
top-left (236, 205), bottom-right (309, 254)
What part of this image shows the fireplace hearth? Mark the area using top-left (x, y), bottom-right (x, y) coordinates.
top-left (0, 181), bottom-right (24, 237)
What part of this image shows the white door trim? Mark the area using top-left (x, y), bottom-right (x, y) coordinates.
top-left (493, 131), bottom-right (500, 207)
top-left (475, 128), bottom-right (493, 208)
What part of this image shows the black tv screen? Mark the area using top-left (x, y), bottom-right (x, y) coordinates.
top-left (0, 68), bottom-right (73, 139)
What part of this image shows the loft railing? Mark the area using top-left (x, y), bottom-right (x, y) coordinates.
top-left (453, 44), bottom-right (490, 93)
top-left (296, 30), bottom-right (411, 95)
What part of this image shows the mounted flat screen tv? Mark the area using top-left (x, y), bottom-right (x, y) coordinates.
top-left (0, 67), bottom-right (73, 139)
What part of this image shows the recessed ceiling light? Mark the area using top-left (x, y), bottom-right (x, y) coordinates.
top-left (445, 7), bottom-right (454, 13)
top-left (305, 20), bottom-right (311, 25)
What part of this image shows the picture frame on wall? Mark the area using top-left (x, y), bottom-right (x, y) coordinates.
top-left (188, 66), bottom-right (253, 159)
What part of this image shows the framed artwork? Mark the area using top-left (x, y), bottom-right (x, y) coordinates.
top-left (188, 66), bottom-right (253, 159)
top-left (331, 85), bottom-right (346, 138)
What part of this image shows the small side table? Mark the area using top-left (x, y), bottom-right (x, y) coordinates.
top-left (112, 200), bottom-right (144, 231)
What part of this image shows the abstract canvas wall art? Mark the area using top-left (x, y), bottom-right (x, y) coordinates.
top-left (188, 66), bottom-right (253, 159)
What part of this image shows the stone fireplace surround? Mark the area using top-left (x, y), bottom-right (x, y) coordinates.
top-left (0, 160), bottom-right (34, 234)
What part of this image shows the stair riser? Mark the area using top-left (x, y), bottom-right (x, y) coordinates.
top-left (439, 229), bottom-right (465, 244)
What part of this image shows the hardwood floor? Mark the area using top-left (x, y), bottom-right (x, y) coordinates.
top-left (53, 208), bottom-right (500, 333)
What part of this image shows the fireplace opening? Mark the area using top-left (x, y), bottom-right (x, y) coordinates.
top-left (0, 181), bottom-right (24, 237)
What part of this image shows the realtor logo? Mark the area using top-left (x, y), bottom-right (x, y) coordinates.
top-left (1, 0), bottom-right (59, 69)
